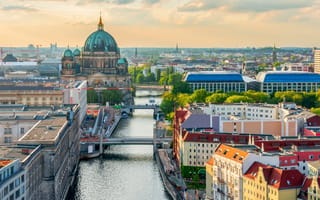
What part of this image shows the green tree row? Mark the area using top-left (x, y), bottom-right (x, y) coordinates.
top-left (160, 89), bottom-right (320, 122)
top-left (87, 89), bottom-right (123, 105)
top-left (128, 65), bottom-right (182, 85)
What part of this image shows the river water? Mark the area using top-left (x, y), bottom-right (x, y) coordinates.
top-left (73, 96), bottom-right (170, 200)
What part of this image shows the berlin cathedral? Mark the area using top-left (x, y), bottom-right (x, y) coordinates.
top-left (61, 16), bottom-right (133, 104)
top-left (61, 16), bottom-right (131, 86)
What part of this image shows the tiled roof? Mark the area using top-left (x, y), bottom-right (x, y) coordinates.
top-left (214, 144), bottom-right (249, 163)
top-left (175, 109), bottom-right (189, 123)
top-left (244, 162), bottom-right (304, 189)
top-left (0, 160), bottom-right (13, 168)
top-left (185, 71), bottom-right (244, 82)
top-left (183, 132), bottom-right (250, 145)
top-left (181, 114), bottom-right (219, 130)
top-left (206, 157), bottom-right (214, 165)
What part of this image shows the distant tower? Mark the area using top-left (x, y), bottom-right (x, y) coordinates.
top-left (314, 48), bottom-right (320, 73)
top-left (135, 48), bottom-right (138, 58)
top-left (272, 44), bottom-right (277, 63)
top-left (175, 43), bottom-right (179, 53)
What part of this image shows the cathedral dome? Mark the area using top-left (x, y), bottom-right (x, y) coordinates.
top-left (73, 49), bottom-right (81, 56)
top-left (84, 17), bottom-right (119, 53)
top-left (63, 49), bottom-right (73, 57)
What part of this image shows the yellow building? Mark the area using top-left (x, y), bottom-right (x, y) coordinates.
top-left (0, 86), bottom-right (63, 106)
top-left (307, 176), bottom-right (320, 200)
top-left (243, 162), bottom-right (304, 200)
top-left (206, 157), bottom-right (214, 200)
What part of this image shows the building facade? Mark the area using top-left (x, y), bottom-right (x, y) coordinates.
top-left (256, 71), bottom-right (320, 94)
top-left (184, 71), bottom-right (247, 93)
top-left (314, 49), bottom-right (320, 73)
top-left (0, 86), bottom-right (63, 106)
top-left (0, 159), bottom-right (26, 200)
top-left (243, 162), bottom-right (304, 200)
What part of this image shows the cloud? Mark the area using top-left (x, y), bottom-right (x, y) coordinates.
top-left (178, 0), bottom-right (222, 12)
top-left (143, 0), bottom-right (160, 4)
top-left (76, 0), bottom-right (135, 5)
top-left (112, 0), bottom-right (135, 4)
top-left (2, 5), bottom-right (38, 12)
top-left (178, 0), bottom-right (315, 12)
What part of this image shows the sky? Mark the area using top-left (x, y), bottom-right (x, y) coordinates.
top-left (0, 0), bottom-right (319, 48)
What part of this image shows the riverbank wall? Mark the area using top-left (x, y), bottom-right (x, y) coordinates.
top-left (155, 149), bottom-right (185, 200)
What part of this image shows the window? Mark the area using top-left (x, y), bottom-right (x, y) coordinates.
top-left (4, 137), bottom-right (12, 143)
top-left (4, 186), bottom-right (8, 196)
top-left (4, 128), bottom-right (12, 134)
top-left (20, 128), bottom-right (25, 134)
top-left (9, 182), bottom-right (14, 191)
top-left (309, 155), bottom-right (314, 159)
top-left (15, 189), bottom-right (20, 198)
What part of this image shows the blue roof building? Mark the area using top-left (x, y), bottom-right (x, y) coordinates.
top-left (184, 71), bottom-right (247, 93)
top-left (256, 71), bottom-right (320, 93)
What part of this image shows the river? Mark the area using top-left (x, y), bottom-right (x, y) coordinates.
top-left (73, 96), bottom-right (171, 200)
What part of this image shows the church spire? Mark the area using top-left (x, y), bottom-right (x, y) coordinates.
top-left (98, 14), bottom-right (104, 30)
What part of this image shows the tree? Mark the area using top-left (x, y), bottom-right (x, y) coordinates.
top-left (206, 93), bottom-right (229, 103)
top-left (243, 90), bottom-right (270, 103)
top-left (176, 93), bottom-right (191, 107)
top-left (172, 81), bottom-right (191, 94)
top-left (168, 73), bottom-right (183, 85)
top-left (224, 95), bottom-right (254, 103)
top-left (160, 92), bottom-right (176, 117)
top-left (101, 89), bottom-right (123, 105)
top-left (156, 69), bottom-right (161, 81)
top-left (189, 89), bottom-right (209, 103)
top-left (311, 108), bottom-right (320, 116)
top-left (135, 73), bottom-right (144, 83)
top-left (302, 92), bottom-right (317, 108)
top-left (87, 89), bottom-right (98, 103)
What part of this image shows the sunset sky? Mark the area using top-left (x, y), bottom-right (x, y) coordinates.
top-left (0, 0), bottom-right (319, 48)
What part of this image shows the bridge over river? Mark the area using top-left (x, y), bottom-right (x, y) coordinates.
top-left (80, 137), bottom-right (172, 145)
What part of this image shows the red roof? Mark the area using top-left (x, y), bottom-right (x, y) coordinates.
top-left (206, 157), bottom-right (214, 165)
top-left (214, 144), bottom-right (248, 163)
top-left (183, 132), bottom-right (250, 144)
top-left (244, 162), bottom-right (304, 189)
top-left (0, 160), bottom-right (13, 168)
top-left (255, 139), bottom-right (320, 152)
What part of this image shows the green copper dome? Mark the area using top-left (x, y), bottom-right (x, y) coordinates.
top-left (84, 17), bottom-right (119, 53)
top-left (73, 49), bottom-right (81, 56)
top-left (64, 49), bottom-right (73, 57)
top-left (117, 58), bottom-right (127, 64)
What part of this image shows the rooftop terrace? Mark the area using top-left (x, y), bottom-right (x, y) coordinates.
top-left (18, 117), bottom-right (68, 145)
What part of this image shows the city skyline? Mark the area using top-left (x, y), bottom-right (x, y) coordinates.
top-left (0, 0), bottom-right (319, 48)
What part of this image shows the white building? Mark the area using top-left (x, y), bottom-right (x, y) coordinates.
top-left (314, 49), bottom-right (320, 73)
top-left (203, 103), bottom-right (279, 120)
top-left (0, 159), bottom-right (26, 200)
top-left (63, 80), bottom-right (87, 122)
top-left (0, 108), bottom-right (49, 144)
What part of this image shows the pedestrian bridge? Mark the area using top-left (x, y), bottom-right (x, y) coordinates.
top-left (128, 104), bottom-right (159, 109)
top-left (81, 137), bottom-right (172, 145)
